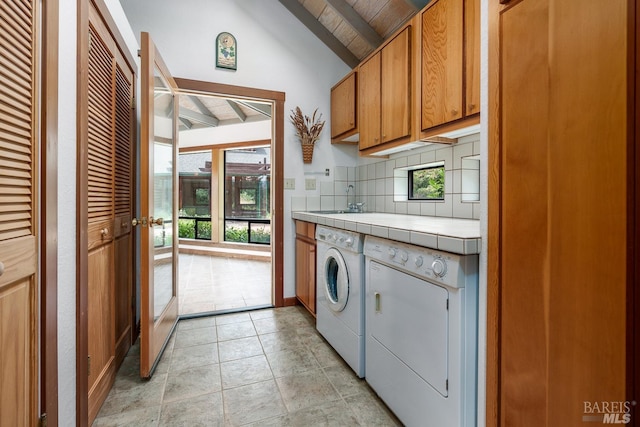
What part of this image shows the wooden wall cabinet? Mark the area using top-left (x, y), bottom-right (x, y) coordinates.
top-left (420, 0), bottom-right (480, 137)
top-left (358, 25), bottom-right (413, 154)
top-left (295, 221), bottom-right (316, 315)
top-left (330, 70), bottom-right (358, 143)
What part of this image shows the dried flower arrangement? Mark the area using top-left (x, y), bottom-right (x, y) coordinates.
top-left (290, 106), bottom-right (325, 163)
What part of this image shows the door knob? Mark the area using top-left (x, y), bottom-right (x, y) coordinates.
top-left (150, 217), bottom-right (164, 226)
top-left (132, 217), bottom-right (147, 227)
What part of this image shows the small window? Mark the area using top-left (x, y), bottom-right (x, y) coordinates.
top-left (409, 164), bottom-right (445, 200)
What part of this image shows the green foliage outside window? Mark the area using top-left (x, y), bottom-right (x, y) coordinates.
top-left (410, 166), bottom-right (445, 200)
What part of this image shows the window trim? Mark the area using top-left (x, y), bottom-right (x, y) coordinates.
top-left (407, 162), bottom-right (445, 201)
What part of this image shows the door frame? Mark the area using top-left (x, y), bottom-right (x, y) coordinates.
top-left (174, 77), bottom-right (286, 307)
top-left (41, 0), bottom-right (59, 424)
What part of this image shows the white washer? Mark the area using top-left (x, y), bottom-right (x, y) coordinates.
top-left (315, 225), bottom-right (365, 377)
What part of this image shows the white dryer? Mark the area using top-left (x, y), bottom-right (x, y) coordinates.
top-left (315, 225), bottom-right (365, 377)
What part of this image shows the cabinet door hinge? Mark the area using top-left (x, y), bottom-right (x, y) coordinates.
top-left (446, 379), bottom-right (449, 391)
top-left (446, 299), bottom-right (449, 310)
top-left (131, 96), bottom-right (135, 109)
top-left (39, 413), bottom-right (47, 427)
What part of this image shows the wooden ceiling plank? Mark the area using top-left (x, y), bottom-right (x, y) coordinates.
top-left (325, 0), bottom-right (383, 47)
top-left (179, 117), bottom-right (193, 129)
top-left (278, 0), bottom-right (360, 68)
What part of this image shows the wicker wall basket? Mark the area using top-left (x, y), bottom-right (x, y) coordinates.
top-left (301, 141), bottom-right (314, 163)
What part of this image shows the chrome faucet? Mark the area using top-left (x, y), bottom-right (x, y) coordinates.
top-left (346, 184), bottom-right (355, 210)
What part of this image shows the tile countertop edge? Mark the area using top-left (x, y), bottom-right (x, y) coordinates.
top-left (291, 211), bottom-right (481, 255)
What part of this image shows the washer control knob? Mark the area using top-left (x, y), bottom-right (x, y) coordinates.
top-left (400, 251), bottom-right (409, 263)
top-left (431, 258), bottom-right (447, 277)
top-left (331, 234), bottom-right (338, 242)
top-left (388, 248), bottom-right (397, 258)
top-left (414, 256), bottom-right (424, 267)
top-left (345, 237), bottom-right (354, 247)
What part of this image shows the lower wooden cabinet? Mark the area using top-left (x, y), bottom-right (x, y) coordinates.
top-left (295, 221), bottom-right (316, 315)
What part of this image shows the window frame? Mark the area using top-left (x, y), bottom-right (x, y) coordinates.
top-left (407, 163), bottom-right (445, 201)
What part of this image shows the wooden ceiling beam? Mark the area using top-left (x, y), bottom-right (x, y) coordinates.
top-left (179, 107), bottom-right (220, 127)
top-left (237, 100), bottom-right (272, 118)
top-left (324, 0), bottom-right (383, 48)
top-left (278, 0), bottom-right (360, 68)
top-left (188, 95), bottom-right (218, 119)
top-left (226, 100), bottom-right (247, 122)
top-left (401, 0), bottom-right (432, 11)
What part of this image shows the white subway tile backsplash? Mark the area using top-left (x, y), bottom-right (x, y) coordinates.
top-left (320, 181), bottom-right (334, 195)
top-left (358, 165), bottom-right (367, 181)
top-left (452, 194), bottom-right (473, 219)
top-left (306, 196), bottom-right (321, 211)
top-left (385, 160), bottom-right (395, 178)
top-left (445, 170), bottom-right (453, 194)
top-left (335, 166), bottom-right (348, 181)
top-left (334, 195), bottom-right (348, 210)
top-left (453, 142), bottom-right (474, 169)
top-left (320, 196), bottom-right (335, 210)
top-left (420, 150), bottom-right (436, 165)
top-left (453, 169), bottom-right (462, 193)
top-left (395, 202), bottom-right (407, 214)
top-left (375, 162), bottom-right (385, 179)
top-left (408, 153), bottom-right (422, 166)
top-left (385, 196), bottom-right (395, 213)
top-left (385, 177), bottom-right (394, 195)
top-left (407, 202), bottom-right (421, 215)
top-left (435, 195), bottom-right (453, 217)
top-left (421, 202), bottom-right (436, 216)
top-left (348, 167), bottom-right (356, 182)
top-left (436, 147), bottom-right (453, 170)
top-left (368, 164), bottom-right (376, 180)
top-left (395, 156), bottom-right (408, 168)
top-left (375, 178), bottom-right (385, 195)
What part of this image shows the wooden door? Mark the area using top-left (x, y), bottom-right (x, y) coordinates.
top-left (381, 26), bottom-right (411, 144)
top-left (139, 32), bottom-right (179, 378)
top-left (421, 0), bottom-right (463, 129)
top-left (85, 4), bottom-right (136, 421)
top-left (358, 52), bottom-right (381, 150)
top-left (0, 1), bottom-right (40, 424)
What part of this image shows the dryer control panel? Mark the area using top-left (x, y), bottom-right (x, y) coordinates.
top-left (364, 235), bottom-right (477, 289)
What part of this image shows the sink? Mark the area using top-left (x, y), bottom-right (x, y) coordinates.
top-left (308, 209), bottom-right (363, 214)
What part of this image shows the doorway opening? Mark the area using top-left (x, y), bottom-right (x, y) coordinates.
top-left (174, 82), bottom-right (283, 316)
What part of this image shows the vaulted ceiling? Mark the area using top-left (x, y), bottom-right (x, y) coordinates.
top-left (279, 0), bottom-right (432, 68)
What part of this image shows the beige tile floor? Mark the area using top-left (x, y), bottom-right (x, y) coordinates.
top-left (179, 254), bottom-right (272, 316)
top-left (92, 306), bottom-right (401, 426)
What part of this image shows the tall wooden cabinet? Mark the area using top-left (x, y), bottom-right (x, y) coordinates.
top-left (82, 2), bottom-right (136, 423)
top-left (488, 0), bottom-right (632, 425)
top-left (295, 221), bottom-right (316, 315)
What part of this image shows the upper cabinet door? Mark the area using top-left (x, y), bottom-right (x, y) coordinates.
top-left (358, 52), bottom-right (381, 151)
top-left (139, 32), bottom-right (179, 378)
top-left (464, 0), bottom-right (480, 116)
top-left (330, 71), bottom-right (358, 142)
top-left (381, 26), bottom-right (412, 144)
top-left (421, 0), bottom-right (464, 129)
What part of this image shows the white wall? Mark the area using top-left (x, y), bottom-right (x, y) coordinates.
top-left (57, 0), bottom-right (77, 423)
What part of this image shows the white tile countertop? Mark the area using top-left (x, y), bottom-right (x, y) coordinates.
top-left (292, 211), bottom-right (481, 255)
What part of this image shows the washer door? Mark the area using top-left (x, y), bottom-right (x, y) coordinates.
top-left (322, 247), bottom-right (349, 312)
